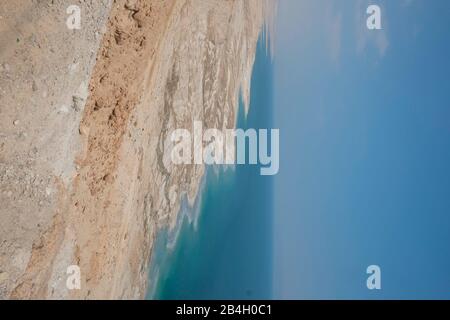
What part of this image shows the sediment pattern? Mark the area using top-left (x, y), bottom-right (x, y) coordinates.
top-left (0, 0), bottom-right (274, 299)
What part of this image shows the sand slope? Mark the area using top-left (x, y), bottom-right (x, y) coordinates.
top-left (0, 0), bottom-right (274, 299)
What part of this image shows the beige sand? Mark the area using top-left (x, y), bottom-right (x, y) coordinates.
top-left (0, 0), bottom-right (275, 299)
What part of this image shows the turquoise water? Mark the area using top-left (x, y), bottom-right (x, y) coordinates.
top-left (146, 37), bottom-right (274, 300)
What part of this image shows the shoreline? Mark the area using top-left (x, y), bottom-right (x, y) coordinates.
top-left (0, 0), bottom-right (275, 299)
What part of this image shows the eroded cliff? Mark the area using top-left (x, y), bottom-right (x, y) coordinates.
top-left (0, 0), bottom-right (274, 299)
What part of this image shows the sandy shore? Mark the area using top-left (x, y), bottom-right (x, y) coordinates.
top-left (0, 0), bottom-right (275, 299)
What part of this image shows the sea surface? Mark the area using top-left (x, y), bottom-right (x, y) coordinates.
top-left (146, 37), bottom-right (274, 300)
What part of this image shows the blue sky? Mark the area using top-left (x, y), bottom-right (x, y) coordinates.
top-left (273, 0), bottom-right (450, 299)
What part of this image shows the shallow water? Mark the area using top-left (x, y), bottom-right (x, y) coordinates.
top-left (146, 37), bottom-right (274, 300)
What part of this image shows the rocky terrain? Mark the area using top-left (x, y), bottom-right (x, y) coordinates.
top-left (0, 0), bottom-right (274, 299)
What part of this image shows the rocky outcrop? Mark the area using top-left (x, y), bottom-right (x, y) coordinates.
top-left (0, 0), bottom-right (274, 299)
